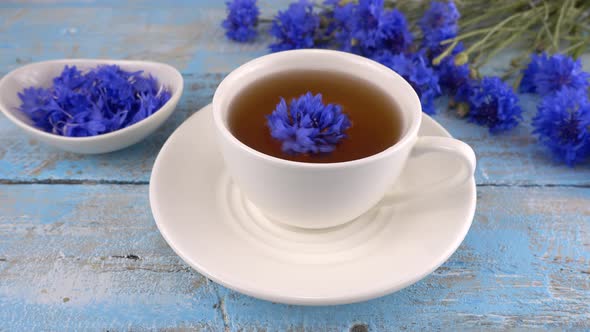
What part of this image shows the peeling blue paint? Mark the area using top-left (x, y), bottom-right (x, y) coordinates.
top-left (0, 1), bottom-right (589, 330)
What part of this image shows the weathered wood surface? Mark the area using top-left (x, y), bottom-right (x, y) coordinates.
top-left (0, 1), bottom-right (589, 330)
top-left (0, 75), bottom-right (589, 186)
top-left (1, 3), bottom-right (590, 185)
top-left (0, 185), bottom-right (588, 330)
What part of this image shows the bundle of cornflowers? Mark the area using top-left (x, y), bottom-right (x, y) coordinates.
top-left (223, 0), bottom-right (590, 166)
top-left (18, 65), bottom-right (171, 137)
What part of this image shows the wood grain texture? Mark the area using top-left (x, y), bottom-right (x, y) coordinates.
top-left (0, 2), bottom-right (589, 185)
top-left (1, 0), bottom-right (589, 330)
top-left (0, 184), bottom-right (588, 330)
top-left (0, 74), bottom-right (589, 185)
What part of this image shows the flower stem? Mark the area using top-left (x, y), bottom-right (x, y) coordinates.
top-left (553, 0), bottom-right (572, 52)
top-left (440, 27), bottom-right (523, 45)
top-left (533, 0), bottom-right (558, 52)
top-left (479, 20), bottom-right (535, 67)
top-left (464, 10), bottom-right (531, 56)
top-left (562, 39), bottom-right (589, 56)
top-left (458, 0), bottom-right (528, 28)
top-left (432, 40), bottom-right (459, 65)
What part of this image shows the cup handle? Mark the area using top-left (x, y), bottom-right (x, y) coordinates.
top-left (382, 136), bottom-right (476, 204)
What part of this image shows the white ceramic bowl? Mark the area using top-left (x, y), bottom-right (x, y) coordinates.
top-left (0, 59), bottom-right (183, 154)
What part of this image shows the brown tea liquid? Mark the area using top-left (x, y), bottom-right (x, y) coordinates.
top-left (228, 70), bottom-right (402, 163)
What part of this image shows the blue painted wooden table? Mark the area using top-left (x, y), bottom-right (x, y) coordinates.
top-left (1, 1), bottom-right (589, 330)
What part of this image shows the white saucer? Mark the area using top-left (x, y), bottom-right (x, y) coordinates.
top-left (150, 104), bottom-right (476, 306)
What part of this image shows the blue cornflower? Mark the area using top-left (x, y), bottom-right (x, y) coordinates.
top-left (18, 87), bottom-right (63, 134)
top-left (18, 65), bottom-right (171, 137)
top-left (436, 56), bottom-right (470, 96)
top-left (269, 0), bottom-right (319, 52)
top-left (266, 92), bottom-right (351, 154)
top-left (420, 1), bottom-right (460, 57)
top-left (433, 42), bottom-right (470, 96)
top-left (419, 1), bottom-right (460, 32)
top-left (374, 51), bottom-right (441, 115)
top-left (422, 26), bottom-right (457, 57)
top-left (456, 77), bottom-right (522, 133)
top-left (520, 52), bottom-right (590, 94)
top-left (332, 0), bottom-right (412, 57)
top-left (53, 65), bottom-right (86, 90)
top-left (532, 88), bottom-right (590, 166)
top-left (322, 0), bottom-right (350, 40)
top-left (222, 0), bottom-right (259, 42)
top-left (519, 52), bottom-right (546, 93)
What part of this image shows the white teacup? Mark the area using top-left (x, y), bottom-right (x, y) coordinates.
top-left (213, 50), bottom-right (476, 229)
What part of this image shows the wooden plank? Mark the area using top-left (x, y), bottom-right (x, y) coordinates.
top-left (0, 73), bottom-right (589, 185)
top-left (0, 3), bottom-right (273, 74)
top-left (0, 184), bottom-right (224, 330)
top-left (1, 3), bottom-right (589, 185)
top-left (0, 184), bottom-right (588, 330)
top-left (0, 73), bottom-right (219, 184)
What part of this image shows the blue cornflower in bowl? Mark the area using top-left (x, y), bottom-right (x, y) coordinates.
top-left (520, 52), bottom-right (590, 95)
top-left (16, 87), bottom-right (62, 134)
top-left (266, 92), bottom-right (351, 154)
top-left (332, 0), bottom-right (413, 57)
top-left (222, 0), bottom-right (260, 42)
top-left (269, 0), bottom-right (320, 52)
top-left (19, 64), bottom-right (173, 138)
top-left (456, 77), bottom-right (522, 133)
top-left (374, 51), bottom-right (441, 115)
top-left (532, 88), bottom-right (590, 166)
top-left (0, 59), bottom-right (183, 154)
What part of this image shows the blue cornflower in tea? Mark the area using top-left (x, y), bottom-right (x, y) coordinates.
top-left (520, 52), bottom-right (590, 95)
top-left (222, 0), bottom-right (259, 42)
top-left (532, 88), bottom-right (590, 166)
top-left (266, 92), bottom-right (351, 155)
top-left (456, 76), bottom-right (522, 133)
top-left (374, 51), bottom-right (441, 115)
top-left (18, 65), bottom-right (171, 137)
top-left (270, 0), bottom-right (319, 52)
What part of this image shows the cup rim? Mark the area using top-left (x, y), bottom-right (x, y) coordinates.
top-left (212, 49), bottom-right (422, 169)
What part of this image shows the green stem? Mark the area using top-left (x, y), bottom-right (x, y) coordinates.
top-left (432, 40), bottom-right (459, 65)
top-left (472, 52), bottom-right (485, 70)
top-left (501, 52), bottom-right (530, 80)
top-left (513, 74), bottom-right (523, 91)
top-left (464, 10), bottom-right (529, 56)
top-left (440, 27), bottom-right (523, 45)
top-left (313, 3), bottom-right (331, 11)
top-left (539, 1), bottom-right (558, 51)
top-left (458, 0), bottom-right (528, 28)
top-left (478, 19), bottom-right (536, 67)
top-left (562, 39), bottom-right (589, 55)
top-left (533, 20), bottom-right (546, 51)
top-left (554, 0), bottom-right (572, 52)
